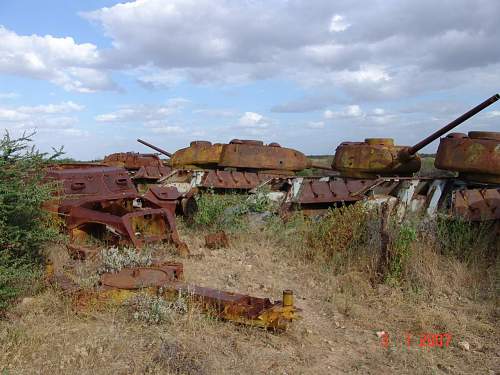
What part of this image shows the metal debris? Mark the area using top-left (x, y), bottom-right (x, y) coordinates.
top-left (204, 231), bottom-right (229, 249)
top-left (44, 164), bottom-right (188, 255)
top-left (49, 260), bottom-right (299, 330)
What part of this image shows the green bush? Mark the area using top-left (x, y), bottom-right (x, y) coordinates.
top-left (0, 132), bottom-right (62, 311)
top-left (436, 216), bottom-right (496, 263)
top-left (266, 204), bottom-right (379, 273)
top-left (385, 222), bottom-right (417, 285)
top-left (192, 189), bottom-right (273, 232)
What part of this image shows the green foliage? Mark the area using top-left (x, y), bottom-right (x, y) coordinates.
top-left (192, 189), bottom-right (273, 231)
top-left (385, 222), bottom-right (417, 285)
top-left (0, 132), bottom-right (62, 311)
top-left (436, 216), bottom-right (496, 263)
top-left (266, 204), bottom-right (379, 273)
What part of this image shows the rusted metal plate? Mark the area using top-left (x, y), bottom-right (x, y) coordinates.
top-left (200, 170), bottom-right (274, 189)
top-left (288, 177), bottom-right (376, 205)
top-left (100, 263), bottom-right (183, 289)
top-left (452, 188), bottom-right (500, 221)
top-left (133, 165), bottom-right (171, 180)
top-left (46, 165), bottom-right (137, 198)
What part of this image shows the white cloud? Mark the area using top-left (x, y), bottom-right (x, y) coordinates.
top-left (238, 112), bottom-right (270, 128)
top-left (0, 92), bottom-right (20, 100)
top-left (95, 98), bottom-right (189, 123)
top-left (324, 105), bottom-right (364, 119)
top-left (306, 121), bottom-right (325, 129)
top-left (329, 15), bottom-right (350, 33)
top-left (18, 101), bottom-right (84, 114)
top-left (150, 126), bottom-right (185, 134)
top-left (0, 26), bottom-right (115, 93)
top-left (346, 105), bottom-right (363, 117)
top-left (334, 65), bottom-right (391, 84)
top-left (194, 109), bottom-right (235, 118)
top-left (484, 110), bottom-right (500, 118)
top-left (0, 101), bottom-right (85, 138)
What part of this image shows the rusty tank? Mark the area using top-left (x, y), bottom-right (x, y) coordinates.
top-left (435, 131), bottom-right (500, 184)
top-left (103, 152), bottom-right (171, 185)
top-left (137, 138), bottom-right (331, 192)
top-left (333, 94), bottom-right (500, 179)
top-left (333, 138), bottom-right (421, 178)
top-left (138, 138), bottom-right (329, 174)
top-left (275, 94), bottom-right (500, 221)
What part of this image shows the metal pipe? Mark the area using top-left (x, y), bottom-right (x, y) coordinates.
top-left (310, 161), bottom-right (334, 171)
top-left (403, 94), bottom-right (499, 157)
top-left (137, 138), bottom-right (172, 158)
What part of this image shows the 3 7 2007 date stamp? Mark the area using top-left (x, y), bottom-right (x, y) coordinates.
top-left (380, 332), bottom-right (452, 349)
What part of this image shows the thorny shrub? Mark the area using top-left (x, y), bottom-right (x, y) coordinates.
top-left (0, 132), bottom-right (63, 311)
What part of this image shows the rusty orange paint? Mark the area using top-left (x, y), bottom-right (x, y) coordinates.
top-left (333, 138), bottom-right (421, 178)
top-left (435, 132), bottom-right (500, 183)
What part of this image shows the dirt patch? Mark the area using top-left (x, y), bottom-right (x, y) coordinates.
top-left (1, 226), bottom-right (498, 374)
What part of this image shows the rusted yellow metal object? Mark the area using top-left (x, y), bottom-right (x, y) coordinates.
top-left (333, 138), bottom-right (421, 178)
top-left (171, 141), bottom-right (225, 169)
top-left (435, 132), bottom-right (500, 183)
top-left (48, 261), bottom-right (299, 330)
top-left (166, 139), bottom-right (316, 174)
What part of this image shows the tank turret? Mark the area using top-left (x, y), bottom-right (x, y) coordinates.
top-left (435, 131), bottom-right (500, 183)
top-left (333, 138), bottom-right (421, 178)
top-left (332, 94), bottom-right (499, 178)
top-left (138, 138), bottom-right (330, 174)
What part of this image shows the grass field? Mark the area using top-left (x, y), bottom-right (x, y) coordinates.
top-left (1, 194), bottom-right (498, 374)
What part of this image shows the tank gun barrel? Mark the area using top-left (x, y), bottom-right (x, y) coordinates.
top-left (401, 94), bottom-right (499, 158)
top-left (137, 139), bottom-right (172, 158)
top-left (310, 161), bottom-right (334, 171)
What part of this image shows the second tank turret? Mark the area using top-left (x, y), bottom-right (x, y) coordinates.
top-left (138, 138), bottom-right (330, 175)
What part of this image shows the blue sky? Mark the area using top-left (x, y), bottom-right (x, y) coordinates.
top-left (0, 0), bottom-right (499, 160)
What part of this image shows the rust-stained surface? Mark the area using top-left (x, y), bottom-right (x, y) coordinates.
top-left (44, 164), bottom-right (187, 254)
top-left (171, 141), bottom-right (224, 168)
top-left (139, 138), bottom-right (329, 174)
top-left (162, 169), bottom-right (278, 192)
top-left (100, 262), bottom-right (184, 289)
top-left (452, 188), bottom-right (500, 221)
top-left (277, 174), bottom-right (500, 223)
top-left (288, 177), bottom-right (375, 205)
top-left (49, 259), bottom-right (299, 330)
top-left (205, 231), bottom-right (229, 249)
top-left (103, 152), bottom-right (172, 182)
top-left (219, 140), bottom-right (310, 172)
top-left (333, 138), bottom-right (421, 178)
top-left (435, 132), bottom-right (500, 184)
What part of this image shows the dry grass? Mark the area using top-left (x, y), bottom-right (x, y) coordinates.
top-left (0, 210), bottom-right (498, 374)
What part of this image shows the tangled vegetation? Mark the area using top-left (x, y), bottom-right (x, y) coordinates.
top-left (192, 189), bottom-right (273, 231)
top-left (0, 132), bottom-right (62, 311)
